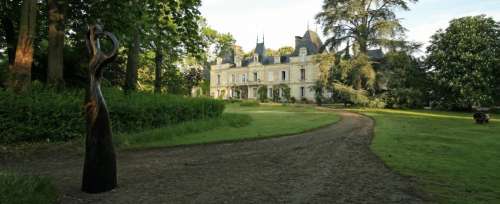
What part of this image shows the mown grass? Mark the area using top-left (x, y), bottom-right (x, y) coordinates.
top-left (0, 172), bottom-right (58, 204)
top-left (116, 113), bottom-right (252, 149)
top-left (355, 109), bottom-right (500, 204)
top-left (117, 103), bottom-right (340, 149)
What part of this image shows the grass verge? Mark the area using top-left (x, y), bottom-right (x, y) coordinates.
top-left (0, 172), bottom-right (58, 204)
top-left (116, 113), bottom-right (252, 149)
top-left (355, 109), bottom-right (500, 204)
top-left (117, 103), bottom-right (340, 149)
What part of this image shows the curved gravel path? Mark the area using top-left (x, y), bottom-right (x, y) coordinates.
top-left (2, 111), bottom-right (424, 204)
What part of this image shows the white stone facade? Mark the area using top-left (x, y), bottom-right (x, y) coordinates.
top-left (210, 55), bottom-right (321, 102)
top-left (210, 30), bottom-right (325, 102)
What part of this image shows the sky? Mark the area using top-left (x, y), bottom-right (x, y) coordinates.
top-left (200, 0), bottom-right (500, 54)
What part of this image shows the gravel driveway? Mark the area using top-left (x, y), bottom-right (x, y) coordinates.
top-left (1, 111), bottom-right (424, 204)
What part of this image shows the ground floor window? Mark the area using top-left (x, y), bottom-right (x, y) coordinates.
top-left (268, 88), bottom-right (273, 98)
top-left (300, 87), bottom-right (305, 97)
top-left (252, 88), bottom-right (257, 98)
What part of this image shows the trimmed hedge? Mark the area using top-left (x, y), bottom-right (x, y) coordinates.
top-left (0, 88), bottom-right (225, 144)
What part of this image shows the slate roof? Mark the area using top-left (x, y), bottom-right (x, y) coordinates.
top-left (367, 49), bottom-right (384, 60)
top-left (293, 30), bottom-right (323, 56)
top-left (233, 30), bottom-right (325, 67)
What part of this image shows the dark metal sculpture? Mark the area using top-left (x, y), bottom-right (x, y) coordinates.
top-left (82, 24), bottom-right (119, 194)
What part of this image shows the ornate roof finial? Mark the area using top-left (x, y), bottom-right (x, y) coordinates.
top-left (307, 20), bottom-right (310, 31)
top-left (262, 33), bottom-right (265, 44)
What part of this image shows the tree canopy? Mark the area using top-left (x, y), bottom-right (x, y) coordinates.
top-left (426, 15), bottom-right (500, 109)
top-left (316, 0), bottom-right (417, 54)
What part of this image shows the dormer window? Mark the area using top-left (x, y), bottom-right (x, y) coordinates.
top-left (274, 56), bottom-right (281, 64)
top-left (299, 47), bottom-right (307, 57)
top-left (234, 55), bottom-right (242, 67)
top-left (253, 54), bottom-right (259, 63)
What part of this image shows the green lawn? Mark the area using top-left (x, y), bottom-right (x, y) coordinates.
top-left (356, 109), bottom-right (500, 204)
top-left (117, 103), bottom-right (340, 149)
top-left (0, 172), bottom-right (58, 204)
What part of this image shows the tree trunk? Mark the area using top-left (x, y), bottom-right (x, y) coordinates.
top-left (358, 37), bottom-right (368, 55)
top-left (10, 0), bottom-right (38, 93)
top-left (154, 47), bottom-right (163, 94)
top-left (125, 31), bottom-right (140, 92)
top-left (47, 0), bottom-right (65, 86)
top-left (1, 17), bottom-right (17, 66)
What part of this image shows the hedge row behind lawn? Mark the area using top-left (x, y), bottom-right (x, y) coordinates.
top-left (0, 87), bottom-right (225, 144)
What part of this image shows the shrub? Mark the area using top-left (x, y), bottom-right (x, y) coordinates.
top-left (491, 107), bottom-right (500, 114)
top-left (257, 86), bottom-right (268, 102)
top-left (0, 87), bottom-right (225, 144)
top-left (332, 83), bottom-right (385, 108)
top-left (385, 88), bottom-right (425, 109)
top-left (332, 83), bottom-right (369, 106)
top-left (272, 84), bottom-right (290, 103)
top-left (300, 97), bottom-right (308, 104)
top-left (367, 98), bottom-right (386, 109)
top-left (240, 100), bottom-right (260, 107)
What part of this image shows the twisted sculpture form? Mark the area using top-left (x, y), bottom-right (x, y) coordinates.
top-left (82, 24), bottom-right (119, 193)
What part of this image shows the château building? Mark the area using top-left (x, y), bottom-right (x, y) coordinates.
top-left (210, 30), bottom-right (326, 102)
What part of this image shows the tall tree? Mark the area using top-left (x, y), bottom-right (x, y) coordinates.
top-left (183, 67), bottom-right (202, 96)
top-left (144, 0), bottom-right (205, 94)
top-left (47, 0), bottom-right (65, 86)
top-left (316, 0), bottom-right (417, 54)
top-left (278, 46), bottom-right (294, 56)
top-left (384, 50), bottom-right (428, 108)
top-left (10, 0), bottom-right (38, 92)
top-left (154, 44), bottom-right (163, 93)
top-left (426, 15), bottom-right (500, 110)
top-left (0, 1), bottom-right (21, 68)
top-left (125, 30), bottom-right (140, 92)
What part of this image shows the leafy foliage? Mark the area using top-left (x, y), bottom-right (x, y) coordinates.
top-left (316, 0), bottom-right (418, 53)
top-left (257, 85), bottom-right (268, 102)
top-left (310, 80), bottom-right (326, 105)
top-left (272, 84), bottom-right (290, 102)
top-left (0, 87), bottom-right (225, 144)
top-left (278, 46), bottom-right (295, 56)
top-left (384, 50), bottom-right (429, 108)
top-left (332, 83), bottom-right (385, 108)
top-left (183, 68), bottom-right (203, 95)
top-left (426, 15), bottom-right (500, 110)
